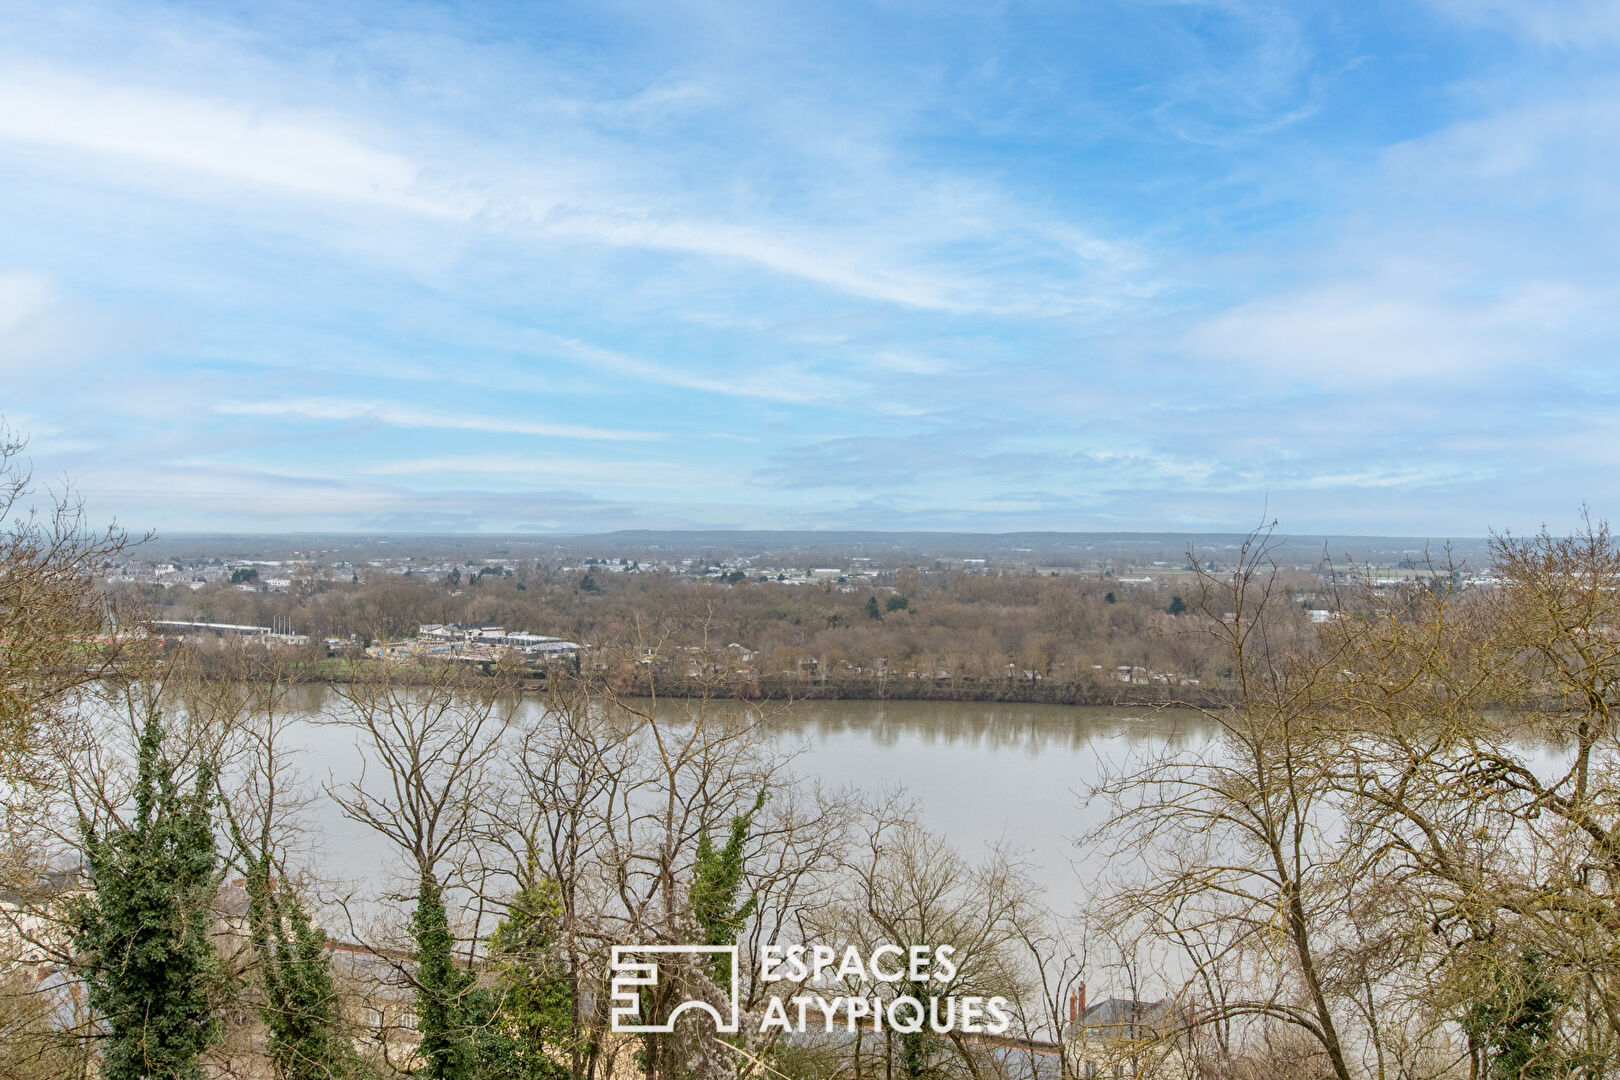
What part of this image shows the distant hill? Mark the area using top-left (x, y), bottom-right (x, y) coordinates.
top-left (139, 529), bottom-right (1494, 569)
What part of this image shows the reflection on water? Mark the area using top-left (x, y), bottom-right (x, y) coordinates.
top-left (280, 684), bottom-right (1215, 750)
top-left (257, 686), bottom-right (1585, 945)
top-left (749, 698), bottom-right (1214, 753)
top-left (269, 686), bottom-right (1210, 916)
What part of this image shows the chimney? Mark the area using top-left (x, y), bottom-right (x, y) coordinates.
top-left (1067, 983), bottom-right (1091, 1024)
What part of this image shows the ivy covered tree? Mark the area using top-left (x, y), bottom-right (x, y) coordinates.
top-left (1462, 951), bottom-right (1587, 1080)
top-left (328, 663), bottom-right (510, 1080)
top-left (235, 843), bottom-right (354, 1080)
top-left (412, 876), bottom-right (477, 1080)
top-left (70, 709), bottom-right (225, 1080)
top-left (689, 791), bottom-right (765, 986)
top-left (467, 880), bottom-right (572, 1080)
top-left (898, 981), bottom-right (935, 1080)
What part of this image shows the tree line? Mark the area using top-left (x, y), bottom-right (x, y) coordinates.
top-left (6, 430), bottom-right (1620, 1079)
top-left (133, 556), bottom-right (1322, 699)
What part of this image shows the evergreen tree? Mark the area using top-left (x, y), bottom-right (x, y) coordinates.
top-left (236, 844), bottom-right (353, 1080)
top-left (464, 880), bottom-right (572, 1080)
top-left (463, 989), bottom-right (540, 1080)
top-left (462, 880), bottom-right (574, 1080)
top-left (865, 596), bottom-right (883, 620)
top-left (412, 876), bottom-right (476, 1080)
top-left (689, 791), bottom-right (766, 985)
top-left (1462, 951), bottom-right (1578, 1080)
top-left (898, 982), bottom-right (933, 1080)
top-left (71, 710), bottom-right (225, 1080)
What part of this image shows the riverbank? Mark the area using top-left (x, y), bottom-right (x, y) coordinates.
top-left (503, 671), bottom-right (1223, 707)
top-left (292, 658), bottom-right (1229, 707)
top-left (649, 673), bottom-right (1228, 708)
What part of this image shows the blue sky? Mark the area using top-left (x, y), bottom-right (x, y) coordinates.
top-left (2, 0), bottom-right (1618, 535)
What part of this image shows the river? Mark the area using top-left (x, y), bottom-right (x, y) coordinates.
top-left (265, 687), bottom-right (1214, 918)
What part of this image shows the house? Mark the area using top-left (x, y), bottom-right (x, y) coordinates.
top-left (1064, 983), bottom-right (1188, 1079)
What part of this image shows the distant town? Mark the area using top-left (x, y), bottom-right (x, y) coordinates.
top-left (106, 530), bottom-right (1501, 703)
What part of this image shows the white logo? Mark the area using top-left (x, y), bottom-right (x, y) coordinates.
top-left (609, 942), bottom-right (1012, 1037)
top-left (609, 945), bottom-right (741, 1034)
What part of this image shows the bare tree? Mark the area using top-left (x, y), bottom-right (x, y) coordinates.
top-left (327, 658), bottom-right (517, 1078)
top-left (1313, 518), bottom-right (1620, 1074)
top-left (0, 424), bottom-right (140, 891)
top-left (1087, 525), bottom-right (1367, 1080)
top-left (804, 808), bottom-right (1042, 1080)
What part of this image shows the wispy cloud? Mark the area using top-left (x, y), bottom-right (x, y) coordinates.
top-left (4, 0), bottom-right (1619, 534)
top-left (0, 270), bottom-right (54, 334)
top-left (0, 56), bottom-right (1152, 318)
top-left (1182, 274), bottom-right (1611, 385)
top-left (524, 331), bottom-right (854, 404)
top-left (215, 399), bottom-right (662, 442)
top-left (357, 454), bottom-right (739, 488)
top-left (0, 71), bottom-right (461, 217)
top-left (1424, 0), bottom-right (1620, 47)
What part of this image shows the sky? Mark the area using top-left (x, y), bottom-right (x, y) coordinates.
top-left (2, 0), bottom-right (1618, 536)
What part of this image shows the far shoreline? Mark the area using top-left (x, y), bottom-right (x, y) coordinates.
top-left (301, 662), bottom-right (1230, 709)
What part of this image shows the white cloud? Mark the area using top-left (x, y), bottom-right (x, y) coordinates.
top-left (864, 350), bottom-right (960, 376)
top-left (215, 398), bottom-right (663, 441)
top-left (0, 270), bottom-right (54, 334)
top-left (525, 330), bottom-right (853, 405)
top-left (546, 212), bottom-right (970, 313)
top-left (1426, 0), bottom-right (1620, 47)
top-left (532, 330), bottom-right (818, 400)
top-left (1380, 94), bottom-right (1620, 206)
top-left (0, 269), bottom-right (162, 376)
top-left (0, 61), bottom-right (1151, 318)
top-left (1184, 273), bottom-right (1608, 385)
top-left (1297, 464), bottom-right (1493, 490)
top-left (357, 454), bottom-right (737, 488)
top-left (0, 70), bottom-right (462, 217)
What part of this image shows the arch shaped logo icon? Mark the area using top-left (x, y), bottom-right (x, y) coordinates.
top-left (609, 945), bottom-right (740, 1034)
